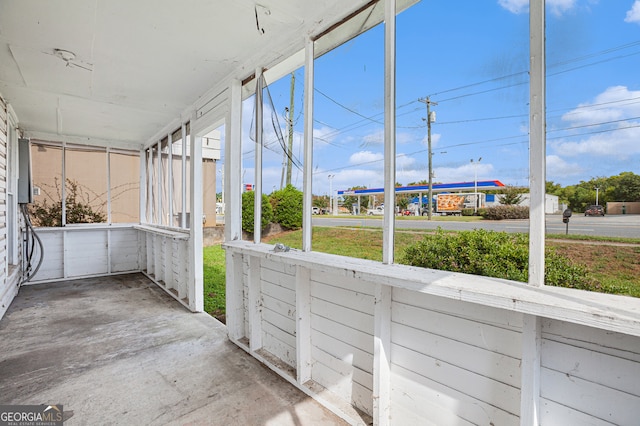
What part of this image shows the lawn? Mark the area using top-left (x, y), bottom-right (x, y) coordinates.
top-left (203, 245), bottom-right (226, 321)
top-left (203, 227), bottom-right (640, 317)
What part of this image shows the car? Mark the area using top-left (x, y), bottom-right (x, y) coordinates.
top-left (584, 205), bottom-right (605, 216)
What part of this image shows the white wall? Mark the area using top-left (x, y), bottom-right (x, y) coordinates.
top-left (31, 225), bottom-right (141, 282)
top-left (0, 94), bottom-right (20, 320)
top-left (224, 242), bottom-right (640, 425)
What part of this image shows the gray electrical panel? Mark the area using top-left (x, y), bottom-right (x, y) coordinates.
top-left (18, 138), bottom-right (33, 204)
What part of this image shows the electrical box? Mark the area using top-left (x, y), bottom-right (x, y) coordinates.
top-left (17, 138), bottom-right (33, 204)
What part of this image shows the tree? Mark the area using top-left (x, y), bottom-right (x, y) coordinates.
top-left (341, 185), bottom-right (369, 211)
top-left (499, 185), bottom-right (524, 205)
top-left (609, 172), bottom-right (640, 202)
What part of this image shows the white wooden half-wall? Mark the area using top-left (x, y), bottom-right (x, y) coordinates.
top-left (29, 224), bottom-right (195, 311)
top-left (224, 241), bottom-right (640, 426)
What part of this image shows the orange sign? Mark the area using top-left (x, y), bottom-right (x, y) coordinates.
top-left (437, 194), bottom-right (465, 211)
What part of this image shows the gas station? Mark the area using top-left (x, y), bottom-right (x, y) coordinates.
top-left (337, 180), bottom-right (505, 215)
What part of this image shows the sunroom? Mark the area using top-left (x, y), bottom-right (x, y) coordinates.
top-left (1, 0), bottom-right (639, 425)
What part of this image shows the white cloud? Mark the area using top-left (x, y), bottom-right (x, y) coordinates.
top-left (349, 150), bottom-right (384, 166)
top-left (498, 0), bottom-right (528, 14)
top-left (561, 86), bottom-right (640, 125)
top-left (625, 1), bottom-right (640, 24)
top-left (546, 155), bottom-right (584, 178)
top-left (552, 125), bottom-right (640, 159)
top-left (498, 0), bottom-right (577, 15)
top-left (552, 86), bottom-right (640, 160)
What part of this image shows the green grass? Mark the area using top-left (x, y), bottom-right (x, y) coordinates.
top-left (328, 214), bottom-right (484, 222)
top-left (547, 233), bottom-right (640, 244)
top-left (203, 245), bottom-right (226, 319)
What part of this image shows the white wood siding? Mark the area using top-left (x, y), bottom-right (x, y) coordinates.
top-left (136, 225), bottom-right (192, 310)
top-left (0, 96), bottom-right (16, 320)
top-left (29, 225), bottom-right (140, 283)
top-left (540, 319), bottom-right (640, 425)
top-left (224, 241), bottom-right (640, 426)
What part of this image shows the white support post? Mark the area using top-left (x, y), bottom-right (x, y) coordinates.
top-left (226, 252), bottom-right (245, 341)
top-left (247, 255), bottom-right (263, 351)
top-left (373, 283), bottom-right (392, 426)
top-left (302, 38), bottom-right (314, 252)
top-left (181, 123), bottom-right (187, 228)
top-left (61, 142), bottom-right (66, 226)
top-left (106, 147), bottom-right (112, 224)
top-left (225, 79), bottom-right (243, 241)
top-left (156, 142), bottom-right (162, 225)
top-left (167, 132), bottom-right (173, 226)
top-left (254, 68), bottom-right (264, 244)
top-left (382, 0), bottom-right (396, 265)
top-left (296, 265), bottom-right (312, 384)
top-left (521, 313), bottom-right (542, 426)
top-left (522, 1), bottom-right (545, 425)
top-left (188, 130), bottom-right (204, 312)
top-left (139, 148), bottom-right (147, 223)
top-left (147, 148), bottom-right (153, 224)
top-left (529, 0), bottom-right (546, 288)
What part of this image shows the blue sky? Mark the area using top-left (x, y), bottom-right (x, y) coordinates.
top-left (228, 0), bottom-right (640, 196)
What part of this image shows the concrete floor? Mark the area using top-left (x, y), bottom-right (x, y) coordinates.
top-left (0, 274), bottom-right (349, 425)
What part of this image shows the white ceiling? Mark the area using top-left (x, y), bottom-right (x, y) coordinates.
top-left (0, 0), bottom-right (375, 150)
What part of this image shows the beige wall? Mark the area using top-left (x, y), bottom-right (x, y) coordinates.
top-left (606, 202), bottom-right (640, 215)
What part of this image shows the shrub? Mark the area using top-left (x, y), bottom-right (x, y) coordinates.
top-left (270, 185), bottom-right (303, 230)
top-left (461, 208), bottom-right (475, 216)
top-left (482, 205), bottom-right (529, 220)
top-left (30, 178), bottom-right (106, 227)
top-left (241, 191), bottom-right (273, 233)
top-left (399, 228), bottom-right (590, 288)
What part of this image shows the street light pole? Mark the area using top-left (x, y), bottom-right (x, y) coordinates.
top-left (328, 174), bottom-right (335, 215)
top-left (470, 157), bottom-right (482, 214)
top-left (595, 186), bottom-right (600, 206)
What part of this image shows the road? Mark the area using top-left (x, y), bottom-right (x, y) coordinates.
top-left (312, 215), bottom-right (640, 239)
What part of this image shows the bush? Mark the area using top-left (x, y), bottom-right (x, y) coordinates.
top-left (30, 178), bottom-right (106, 227)
top-left (481, 205), bottom-right (529, 220)
top-left (241, 191), bottom-right (273, 233)
top-left (461, 208), bottom-right (475, 216)
top-left (399, 228), bottom-right (590, 288)
top-left (270, 185), bottom-right (303, 230)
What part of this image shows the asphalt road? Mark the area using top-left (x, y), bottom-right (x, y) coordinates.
top-left (312, 214), bottom-right (640, 239)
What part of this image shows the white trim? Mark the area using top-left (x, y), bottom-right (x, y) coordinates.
top-left (106, 148), bottom-right (112, 224)
top-left (225, 80), bottom-right (243, 241)
top-left (181, 124), bottom-right (187, 228)
top-left (167, 132), bottom-right (173, 226)
top-left (188, 131), bottom-right (204, 312)
top-left (23, 131), bottom-right (142, 151)
top-left (382, 0), bottom-right (396, 265)
top-left (295, 265), bottom-right (312, 383)
top-left (224, 241), bottom-right (640, 339)
top-left (139, 148), bottom-right (147, 224)
top-left (373, 283), bottom-right (391, 425)
top-left (302, 38), bottom-right (314, 252)
top-left (248, 255), bottom-right (263, 351)
top-left (253, 68), bottom-right (264, 243)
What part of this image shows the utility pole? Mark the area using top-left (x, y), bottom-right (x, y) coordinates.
top-left (286, 72), bottom-right (295, 186)
top-left (419, 96), bottom-right (437, 220)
